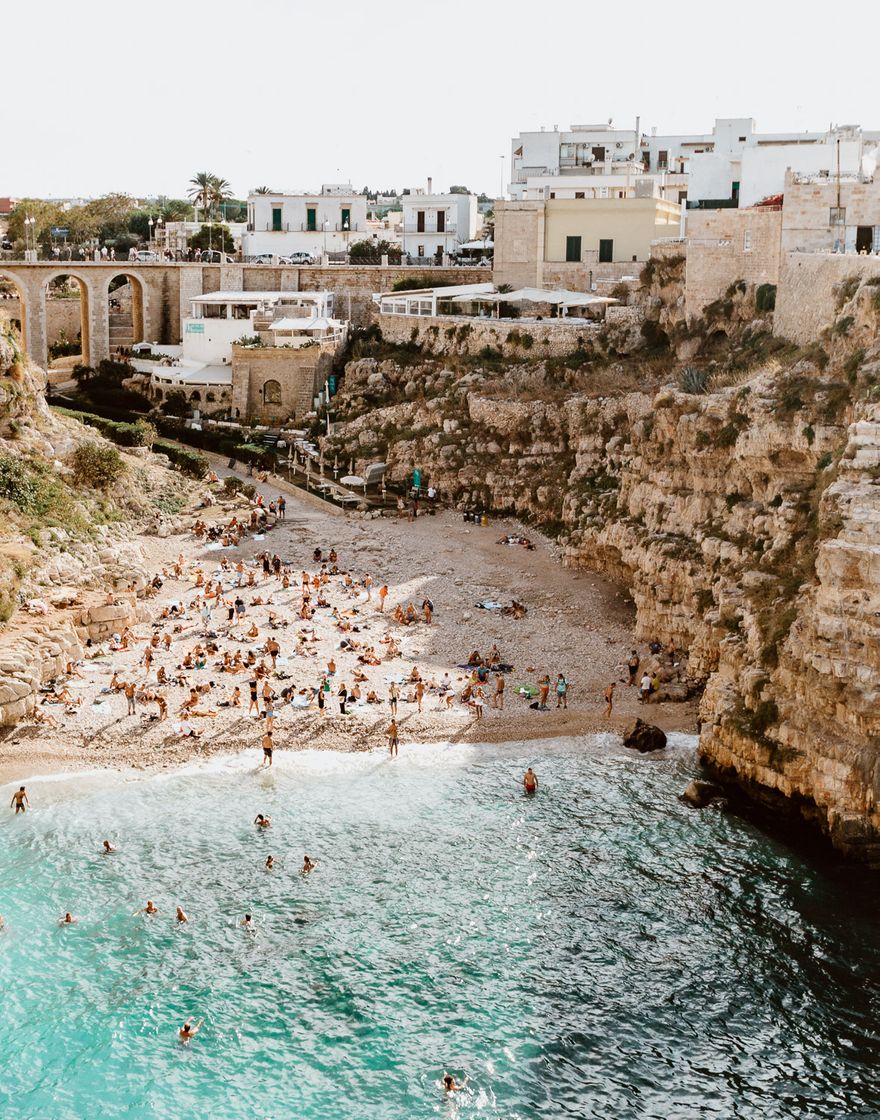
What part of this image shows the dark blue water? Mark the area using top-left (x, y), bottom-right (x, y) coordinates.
top-left (0, 735), bottom-right (878, 1119)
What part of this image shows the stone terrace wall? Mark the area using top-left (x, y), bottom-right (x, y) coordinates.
top-left (685, 208), bottom-right (782, 319)
top-left (378, 312), bottom-right (600, 356)
top-left (775, 252), bottom-right (880, 344)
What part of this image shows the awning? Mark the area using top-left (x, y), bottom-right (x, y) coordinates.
top-left (457, 240), bottom-right (494, 250)
top-left (269, 316), bottom-right (340, 331)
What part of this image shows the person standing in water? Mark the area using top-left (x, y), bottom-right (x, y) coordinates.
top-left (523, 767), bottom-right (538, 794)
top-left (178, 1018), bottom-right (203, 1044)
top-left (10, 787), bottom-right (29, 814)
top-left (261, 731), bottom-right (274, 768)
top-left (386, 719), bottom-right (399, 757)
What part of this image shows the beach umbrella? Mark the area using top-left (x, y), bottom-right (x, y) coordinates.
top-left (340, 475), bottom-right (364, 487)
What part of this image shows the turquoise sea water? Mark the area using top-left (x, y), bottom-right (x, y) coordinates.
top-left (0, 735), bottom-right (878, 1120)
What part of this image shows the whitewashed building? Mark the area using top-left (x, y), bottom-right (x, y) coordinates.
top-left (243, 185), bottom-right (368, 259)
top-left (400, 184), bottom-right (478, 260)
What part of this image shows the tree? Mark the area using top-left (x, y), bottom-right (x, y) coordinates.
top-left (161, 389), bottom-right (189, 417)
top-left (349, 239), bottom-right (401, 265)
top-left (161, 199), bottom-right (195, 221)
top-left (188, 171), bottom-right (215, 217)
top-left (187, 224), bottom-right (235, 253)
top-left (254, 186), bottom-right (273, 195)
top-left (448, 185), bottom-right (470, 194)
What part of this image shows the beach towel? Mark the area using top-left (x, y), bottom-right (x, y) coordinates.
top-left (475, 601), bottom-right (504, 610)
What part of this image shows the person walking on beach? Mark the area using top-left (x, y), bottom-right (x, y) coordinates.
top-left (422, 597), bottom-right (433, 625)
top-left (261, 731), bottom-right (274, 767)
top-left (124, 680), bottom-right (137, 716)
top-left (389, 681), bottom-right (399, 716)
top-left (10, 786), bottom-right (29, 814)
top-left (473, 686), bottom-right (484, 720)
top-left (415, 679), bottom-right (425, 714)
top-left (386, 718), bottom-right (399, 756)
top-left (523, 767), bottom-right (538, 794)
top-left (493, 674), bottom-right (505, 710)
top-left (378, 584), bottom-right (388, 612)
top-left (604, 682), bottom-right (616, 718)
top-left (248, 677), bottom-right (259, 717)
top-left (537, 674), bottom-right (551, 710)
top-left (627, 650), bottom-right (640, 686)
top-left (178, 1018), bottom-right (203, 1044)
top-left (556, 674), bottom-right (568, 710)
top-left (338, 682), bottom-right (348, 715)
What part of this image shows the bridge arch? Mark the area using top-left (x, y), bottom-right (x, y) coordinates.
top-left (105, 273), bottom-right (146, 354)
top-left (42, 270), bottom-right (94, 368)
top-left (0, 273), bottom-right (30, 355)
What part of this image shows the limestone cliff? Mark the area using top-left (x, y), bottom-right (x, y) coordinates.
top-left (324, 280), bottom-right (880, 862)
top-left (0, 315), bottom-right (193, 725)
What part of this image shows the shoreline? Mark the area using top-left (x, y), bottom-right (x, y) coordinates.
top-left (0, 472), bottom-right (698, 789)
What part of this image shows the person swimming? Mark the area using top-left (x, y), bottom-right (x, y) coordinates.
top-left (302, 855), bottom-right (316, 874)
top-left (265, 855), bottom-right (274, 870)
top-left (176, 906), bottom-right (189, 923)
top-left (254, 814), bottom-right (272, 829)
top-left (178, 1017), bottom-right (203, 1044)
top-left (241, 913), bottom-right (255, 930)
top-left (442, 1073), bottom-right (468, 1093)
top-left (102, 840), bottom-right (116, 854)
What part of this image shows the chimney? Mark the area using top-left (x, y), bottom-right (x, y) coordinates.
top-left (427, 177), bottom-right (433, 194)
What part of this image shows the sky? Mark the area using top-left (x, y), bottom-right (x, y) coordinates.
top-left (4, 0), bottom-right (874, 202)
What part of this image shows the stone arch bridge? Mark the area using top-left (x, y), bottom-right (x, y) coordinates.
top-left (0, 261), bottom-right (490, 369)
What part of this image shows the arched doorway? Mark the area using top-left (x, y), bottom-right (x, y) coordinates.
top-left (106, 273), bottom-right (145, 354)
top-left (263, 379), bottom-right (282, 405)
top-left (44, 273), bottom-right (91, 369)
top-left (0, 274), bottom-right (28, 356)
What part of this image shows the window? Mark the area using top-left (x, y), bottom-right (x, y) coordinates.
top-left (565, 235), bottom-right (582, 262)
top-left (437, 210), bottom-right (445, 232)
top-left (592, 145), bottom-right (605, 162)
top-left (830, 207), bottom-right (846, 225)
top-left (738, 135), bottom-right (747, 142)
top-left (272, 206), bottom-right (282, 232)
top-left (416, 210), bottom-right (425, 232)
top-left (306, 207), bottom-right (317, 232)
top-left (417, 245), bottom-right (424, 257)
top-left (263, 380), bottom-right (282, 405)
top-left (598, 239), bottom-right (613, 263)
top-left (549, 192), bottom-right (556, 199)
top-left (341, 207), bottom-right (351, 231)
top-left (575, 192), bottom-right (585, 199)
top-left (743, 230), bottom-right (752, 252)
top-left (658, 149), bottom-right (669, 169)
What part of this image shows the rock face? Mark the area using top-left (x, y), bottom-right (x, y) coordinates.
top-left (325, 282), bottom-right (880, 861)
top-left (623, 719), bottom-right (668, 753)
top-left (682, 780), bottom-right (726, 809)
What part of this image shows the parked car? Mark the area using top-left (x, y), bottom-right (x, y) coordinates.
top-left (135, 249), bottom-right (160, 262)
top-left (251, 253), bottom-right (273, 264)
top-left (200, 249), bottom-right (227, 263)
top-left (278, 252), bottom-right (315, 265)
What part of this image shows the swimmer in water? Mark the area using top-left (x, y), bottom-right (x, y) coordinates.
top-left (302, 855), bottom-right (316, 874)
top-left (139, 900), bottom-right (159, 915)
top-left (178, 1017), bottom-right (203, 1044)
top-left (443, 1073), bottom-right (468, 1093)
top-left (523, 767), bottom-right (538, 794)
top-left (265, 855), bottom-right (274, 870)
top-left (60, 912), bottom-right (76, 925)
top-left (102, 840), bottom-right (116, 854)
top-left (241, 913), bottom-right (255, 929)
top-left (176, 906), bottom-right (189, 923)
top-left (254, 813), bottom-right (271, 829)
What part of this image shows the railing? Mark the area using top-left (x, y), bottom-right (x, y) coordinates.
top-left (402, 223), bottom-right (457, 234)
top-left (249, 223), bottom-right (364, 233)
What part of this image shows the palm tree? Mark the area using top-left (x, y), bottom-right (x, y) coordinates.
top-left (254, 186), bottom-right (273, 195)
top-left (208, 174), bottom-right (231, 218)
top-left (188, 172), bottom-right (215, 220)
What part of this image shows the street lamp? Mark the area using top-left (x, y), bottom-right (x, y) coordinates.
top-left (323, 219), bottom-right (330, 259)
top-left (24, 216), bottom-right (36, 259)
top-left (148, 217), bottom-right (154, 253)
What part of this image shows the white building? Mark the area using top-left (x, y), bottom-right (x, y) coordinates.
top-left (510, 118), bottom-right (880, 211)
top-left (399, 184), bottom-right (478, 260)
top-left (243, 185), bottom-right (368, 259)
top-left (136, 290), bottom-right (339, 401)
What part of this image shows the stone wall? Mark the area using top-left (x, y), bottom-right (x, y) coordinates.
top-left (685, 208), bottom-right (782, 319)
top-left (774, 251), bottom-right (880, 343)
top-left (230, 343), bottom-right (334, 424)
top-left (781, 174), bottom-right (880, 253)
top-left (377, 312), bottom-right (601, 356)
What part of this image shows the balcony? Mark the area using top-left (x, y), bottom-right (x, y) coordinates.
top-left (402, 223), bottom-right (457, 235)
top-left (250, 223), bottom-right (364, 233)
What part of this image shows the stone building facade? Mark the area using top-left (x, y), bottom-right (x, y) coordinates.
top-left (684, 207), bottom-right (783, 318)
top-left (230, 343), bottom-right (334, 425)
top-left (781, 171), bottom-right (880, 254)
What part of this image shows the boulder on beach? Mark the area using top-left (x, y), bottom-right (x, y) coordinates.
top-left (682, 780), bottom-right (726, 809)
top-left (622, 718), bottom-right (667, 753)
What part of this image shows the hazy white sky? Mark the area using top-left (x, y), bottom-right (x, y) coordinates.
top-left (5, 0), bottom-right (873, 201)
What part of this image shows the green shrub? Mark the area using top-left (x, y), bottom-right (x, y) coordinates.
top-left (72, 442), bottom-right (125, 490)
top-left (802, 424), bottom-right (815, 446)
top-left (679, 366), bottom-right (709, 394)
top-left (153, 441), bottom-right (209, 479)
top-left (53, 407), bottom-right (155, 447)
top-left (844, 348), bottom-right (866, 381)
top-left (716, 423), bottom-right (741, 448)
top-left (755, 283), bottom-right (777, 312)
top-left (834, 315), bottom-right (854, 336)
top-left (223, 475), bottom-right (245, 495)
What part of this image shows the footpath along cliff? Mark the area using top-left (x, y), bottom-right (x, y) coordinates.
top-left (324, 265), bottom-right (880, 863)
